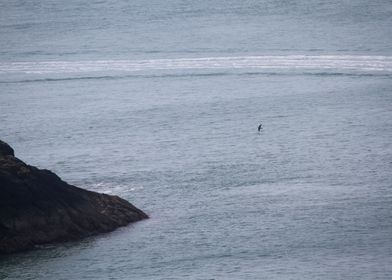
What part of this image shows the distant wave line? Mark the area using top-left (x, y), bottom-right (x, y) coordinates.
top-left (0, 55), bottom-right (392, 75)
top-left (1, 71), bottom-right (391, 84)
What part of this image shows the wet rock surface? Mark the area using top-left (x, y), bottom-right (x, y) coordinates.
top-left (0, 140), bottom-right (148, 254)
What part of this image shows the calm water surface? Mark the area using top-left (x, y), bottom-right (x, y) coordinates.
top-left (1, 1), bottom-right (392, 279)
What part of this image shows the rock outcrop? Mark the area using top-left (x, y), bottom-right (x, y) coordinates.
top-left (0, 140), bottom-right (148, 254)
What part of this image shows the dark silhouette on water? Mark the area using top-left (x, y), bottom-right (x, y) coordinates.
top-left (258, 123), bottom-right (263, 132)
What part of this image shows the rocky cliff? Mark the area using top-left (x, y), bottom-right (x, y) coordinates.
top-left (0, 140), bottom-right (148, 254)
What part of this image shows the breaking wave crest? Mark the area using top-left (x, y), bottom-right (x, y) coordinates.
top-left (1, 55), bottom-right (391, 82)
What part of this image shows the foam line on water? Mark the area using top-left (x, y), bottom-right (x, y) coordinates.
top-left (0, 55), bottom-right (391, 75)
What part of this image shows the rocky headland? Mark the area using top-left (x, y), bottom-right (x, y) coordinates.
top-left (0, 140), bottom-right (148, 254)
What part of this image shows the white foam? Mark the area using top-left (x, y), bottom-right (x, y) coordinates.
top-left (80, 182), bottom-right (144, 195)
top-left (1, 55), bottom-right (391, 75)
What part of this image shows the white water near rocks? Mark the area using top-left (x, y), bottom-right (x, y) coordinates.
top-left (1, 1), bottom-right (392, 279)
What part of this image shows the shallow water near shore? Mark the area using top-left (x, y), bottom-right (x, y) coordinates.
top-left (1, 0), bottom-right (392, 279)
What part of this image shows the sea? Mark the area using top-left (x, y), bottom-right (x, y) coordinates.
top-left (0, 1), bottom-right (392, 279)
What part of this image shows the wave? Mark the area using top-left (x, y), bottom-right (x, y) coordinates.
top-left (1, 71), bottom-right (391, 84)
top-left (0, 55), bottom-right (391, 82)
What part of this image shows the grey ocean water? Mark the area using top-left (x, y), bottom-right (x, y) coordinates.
top-left (1, 1), bottom-right (392, 279)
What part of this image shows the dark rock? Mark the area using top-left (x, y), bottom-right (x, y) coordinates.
top-left (0, 140), bottom-right (14, 157)
top-left (0, 140), bottom-right (148, 254)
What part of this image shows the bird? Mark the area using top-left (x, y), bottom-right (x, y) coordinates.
top-left (258, 123), bottom-right (263, 132)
